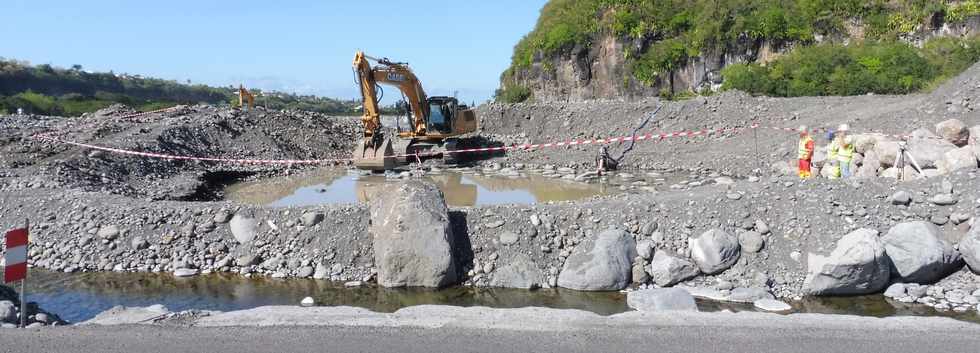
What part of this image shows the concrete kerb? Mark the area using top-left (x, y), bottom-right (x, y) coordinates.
top-left (181, 305), bottom-right (980, 333)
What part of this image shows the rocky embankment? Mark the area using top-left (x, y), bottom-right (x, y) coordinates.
top-left (0, 284), bottom-right (66, 327)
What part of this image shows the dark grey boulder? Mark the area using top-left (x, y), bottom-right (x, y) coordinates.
top-left (960, 224), bottom-right (980, 274)
top-left (688, 229), bottom-right (740, 274)
top-left (557, 228), bottom-right (637, 291)
top-left (489, 253), bottom-right (544, 289)
top-left (803, 228), bottom-right (891, 295)
top-left (883, 221), bottom-right (964, 284)
top-left (645, 250), bottom-right (700, 287)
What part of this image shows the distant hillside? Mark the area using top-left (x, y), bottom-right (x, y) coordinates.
top-left (0, 58), bottom-right (363, 116)
top-left (498, 0), bottom-right (980, 102)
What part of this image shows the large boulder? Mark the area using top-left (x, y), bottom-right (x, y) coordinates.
top-left (803, 228), bottom-right (891, 296)
top-left (936, 146), bottom-right (978, 173)
top-left (907, 138), bottom-right (957, 169)
top-left (958, 224), bottom-right (980, 274)
top-left (626, 288), bottom-right (698, 312)
top-left (557, 228), bottom-right (637, 291)
top-left (935, 119), bottom-right (970, 146)
top-left (855, 150), bottom-right (881, 178)
top-left (489, 253), bottom-right (545, 289)
top-left (882, 221), bottom-right (963, 284)
top-left (852, 134), bottom-right (879, 154)
top-left (873, 137), bottom-right (901, 167)
top-left (645, 250), bottom-right (700, 287)
top-left (688, 229), bottom-right (740, 275)
top-left (370, 181), bottom-right (457, 288)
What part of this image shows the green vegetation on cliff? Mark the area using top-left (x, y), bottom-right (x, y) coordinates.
top-left (721, 36), bottom-right (980, 96)
top-left (498, 0), bottom-right (980, 102)
top-left (0, 59), bottom-right (361, 116)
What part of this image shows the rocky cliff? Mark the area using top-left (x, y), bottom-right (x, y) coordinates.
top-left (500, 3), bottom-right (980, 103)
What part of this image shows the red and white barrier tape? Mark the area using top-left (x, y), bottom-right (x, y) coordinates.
top-left (32, 133), bottom-right (348, 165)
top-left (30, 124), bottom-right (747, 165)
top-left (32, 119), bottom-right (949, 166)
top-left (430, 125), bottom-right (751, 157)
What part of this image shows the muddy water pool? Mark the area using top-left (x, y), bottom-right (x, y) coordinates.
top-left (224, 168), bottom-right (632, 207)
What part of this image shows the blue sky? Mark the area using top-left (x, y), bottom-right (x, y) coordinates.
top-left (0, 0), bottom-right (546, 104)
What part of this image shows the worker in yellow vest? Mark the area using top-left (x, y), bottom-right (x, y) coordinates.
top-left (838, 136), bottom-right (855, 178)
top-left (826, 124), bottom-right (848, 179)
top-left (798, 125), bottom-right (815, 179)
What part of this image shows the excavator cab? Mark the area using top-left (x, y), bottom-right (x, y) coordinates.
top-left (426, 96), bottom-right (457, 134)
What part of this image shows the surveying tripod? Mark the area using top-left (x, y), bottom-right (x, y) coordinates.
top-left (895, 138), bottom-right (924, 182)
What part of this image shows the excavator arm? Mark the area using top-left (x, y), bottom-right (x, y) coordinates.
top-left (353, 51), bottom-right (428, 144)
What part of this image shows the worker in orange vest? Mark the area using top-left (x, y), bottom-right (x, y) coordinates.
top-left (798, 125), bottom-right (815, 179)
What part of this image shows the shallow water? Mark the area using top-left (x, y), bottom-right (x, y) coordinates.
top-left (224, 169), bottom-right (619, 207)
top-left (24, 270), bottom-right (980, 324)
top-left (25, 270), bottom-right (627, 323)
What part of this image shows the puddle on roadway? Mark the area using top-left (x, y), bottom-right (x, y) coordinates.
top-left (26, 270), bottom-right (980, 324)
top-left (224, 168), bottom-right (620, 207)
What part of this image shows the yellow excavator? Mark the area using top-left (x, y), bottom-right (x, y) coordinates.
top-left (352, 51), bottom-right (478, 170)
top-left (237, 84), bottom-right (255, 110)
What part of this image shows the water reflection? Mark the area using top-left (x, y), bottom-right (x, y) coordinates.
top-left (224, 169), bottom-right (615, 207)
top-left (26, 270), bottom-right (627, 323)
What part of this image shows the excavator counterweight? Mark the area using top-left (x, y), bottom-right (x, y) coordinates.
top-left (351, 51), bottom-right (478, 170)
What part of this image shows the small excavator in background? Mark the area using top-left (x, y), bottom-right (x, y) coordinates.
top-left (351, 51), bottom-right (478, 170)
top-left (237, 84), bottom-right (256, 111)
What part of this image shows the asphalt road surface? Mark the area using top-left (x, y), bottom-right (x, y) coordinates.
top-left (2, 323), bottom-right (979, 353)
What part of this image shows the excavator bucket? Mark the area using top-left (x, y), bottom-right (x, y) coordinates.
top-left (353, 138), bottom-right (397, 171)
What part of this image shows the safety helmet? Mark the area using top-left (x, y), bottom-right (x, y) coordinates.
top-left (838, 123), bottom-right (849, 132)
top-left (798, 125), bottom-right (808, 133)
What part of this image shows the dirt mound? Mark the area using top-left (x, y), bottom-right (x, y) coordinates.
top-left (0, 105), bottom-right (358, 200)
